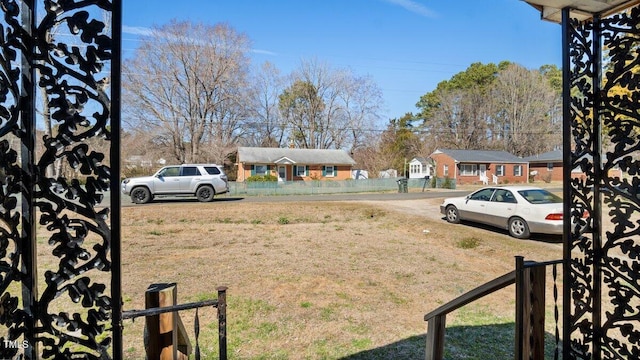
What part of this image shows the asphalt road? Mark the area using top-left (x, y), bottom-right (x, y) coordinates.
top-left (107, 189), bottom-right (469, 207)
top-left (106, 187), bottom-right (563, 242)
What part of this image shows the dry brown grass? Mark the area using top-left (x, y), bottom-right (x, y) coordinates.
top-left (119, 198), bottom-right (563, 359)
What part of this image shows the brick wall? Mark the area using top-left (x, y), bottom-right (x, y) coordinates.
top-left (237, 163), bottom-right (352, 182)
top-left (429, 153), bottom-right (529, 185)
top-left (529, 162), bottom-right (563, 182)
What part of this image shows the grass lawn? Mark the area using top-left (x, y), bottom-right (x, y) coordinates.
top-left (118, 198), bottom-right (564, 359)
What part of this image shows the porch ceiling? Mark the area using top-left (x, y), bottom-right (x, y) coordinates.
top-left (523, 0), bottom-right (640, 23)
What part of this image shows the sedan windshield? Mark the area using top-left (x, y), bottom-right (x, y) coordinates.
top-left (518, 189), bottom-right (562, 204)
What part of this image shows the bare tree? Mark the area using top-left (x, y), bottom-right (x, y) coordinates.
top-left (123, 20), bottom-right (251, 164)
top-left (416, 61), bottom-right (564, 156)
top-left (279, 59), bottom-right (384, 149)
top-left (352, 134), bottom-right (394, 179)
top-left (245, 61), bottom-right (287, 147)
top-left (335, 71), bottom-right (383, 152)
top-left (424, 88), bottom-right (490, 150)
top-left (120, 129), bottom-right (168, 174)
top-left (490, 64), bottom-right (560, 157)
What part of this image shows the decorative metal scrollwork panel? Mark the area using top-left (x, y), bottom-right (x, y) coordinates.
top-left (567, 5), bottom-right (640, 360)
top-left (0, 1), bottom-right (116, 359)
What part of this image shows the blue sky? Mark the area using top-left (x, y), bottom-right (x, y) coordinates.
top-left (122, 0), bottom-right (561, 122)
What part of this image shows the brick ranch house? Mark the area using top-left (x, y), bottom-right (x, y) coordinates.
top-left (524, 150), bottom-right (564, 182)
top-left (429, 149), bottom-right (529, 185)
top-left (524, 149), bottom-right (624, 182)
top-left (236, 147), bottom-right (357, 182)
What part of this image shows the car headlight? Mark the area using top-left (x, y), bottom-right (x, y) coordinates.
top-left (122, 179), bottom-right (130, 184)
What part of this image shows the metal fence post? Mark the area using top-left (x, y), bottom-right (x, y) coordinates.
top-left (217, 286), bottom-right (228, 360)
top-left (515, 256), bottom-right (525, 360)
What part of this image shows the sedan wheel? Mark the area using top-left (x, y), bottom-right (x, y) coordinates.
top-left (131, 187), bottom-right (152, 204)
top-left (508, 217), bottom-right (530, 239)
top-left (445, 205), bottom-right (460, 224)
top-left (196, 185), bottom-right (215, 202)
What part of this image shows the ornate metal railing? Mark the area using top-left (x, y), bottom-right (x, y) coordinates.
top-left (562, 5), bottom-right (640, 360)
top-left (0, 1), bottom-right (121, 359)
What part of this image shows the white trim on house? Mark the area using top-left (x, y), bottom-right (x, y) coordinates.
top-left (408, 157), bottom-right (433, 179)
top-left (274, 156), bottom-right (296, 165)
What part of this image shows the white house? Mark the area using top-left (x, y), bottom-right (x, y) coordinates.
top-left (408, 157), bottom-right (433, 179)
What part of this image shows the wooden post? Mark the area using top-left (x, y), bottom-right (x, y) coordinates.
top-left (515, 258), bottom-right (546, 360)
top-left (175, 314), bottom-right (192, 360)
top-left (529, 265), bottom-right (546, 360)
top-left (145, 283), bottom-right (178, 360)
top-left (425, 315), bottom-right (446, 360)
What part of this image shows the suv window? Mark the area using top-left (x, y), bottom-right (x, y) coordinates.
top-left (181, 166), bottom-right (201, 176)
top-left (204, 166), bottom-right (221, 175)
top-left (158, 166), bottom-right (180, 177)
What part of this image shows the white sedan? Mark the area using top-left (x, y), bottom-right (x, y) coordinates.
top-left (439, 186), bottom-right (566, 239)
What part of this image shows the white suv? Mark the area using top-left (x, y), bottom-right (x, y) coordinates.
top-left (121, 164), bottom-right (229, 204)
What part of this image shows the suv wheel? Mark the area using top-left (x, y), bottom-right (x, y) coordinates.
top-left (196, 185), bottom-right (215, 202)
top-left (131, 187), bottom-right (152, 204)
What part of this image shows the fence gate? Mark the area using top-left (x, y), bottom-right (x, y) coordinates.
top-left (0, 1), bottom-right (121, 359)
top-left (562, 4), bottom-right (640, 360)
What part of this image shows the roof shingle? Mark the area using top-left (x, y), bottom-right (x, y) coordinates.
top-left (432, 149), bottom-right (527, 163)
top-left (238, 147), bottom-right (356, 165)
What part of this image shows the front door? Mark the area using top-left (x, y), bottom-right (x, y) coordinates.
top-left (479, 164), bottom-right (487, 184)
top-left (278, 165), bottom-right (287, 181)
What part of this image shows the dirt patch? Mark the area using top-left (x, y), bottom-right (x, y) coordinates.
top-left (351, 198), bottom-right (445, 221)
top-left (116, 198), bottom-right (562, 359)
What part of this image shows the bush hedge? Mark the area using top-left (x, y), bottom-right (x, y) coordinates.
top-left (246, 174), bottom-right (278, 182)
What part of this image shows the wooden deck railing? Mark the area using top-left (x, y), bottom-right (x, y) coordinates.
top-left (122, 283), bottom-right (228, 360)
top-left (424, 256), bottom-right (561, 360)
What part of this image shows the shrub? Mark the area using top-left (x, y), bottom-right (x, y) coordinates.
top-left (542, 172), bottom-right (553, 183)
top-left (442, 177), bottom-right (454, 189)
top-left (456, 237), bottom-right (481, 249)
top-left (246, 174), bottom-right (278, 182)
